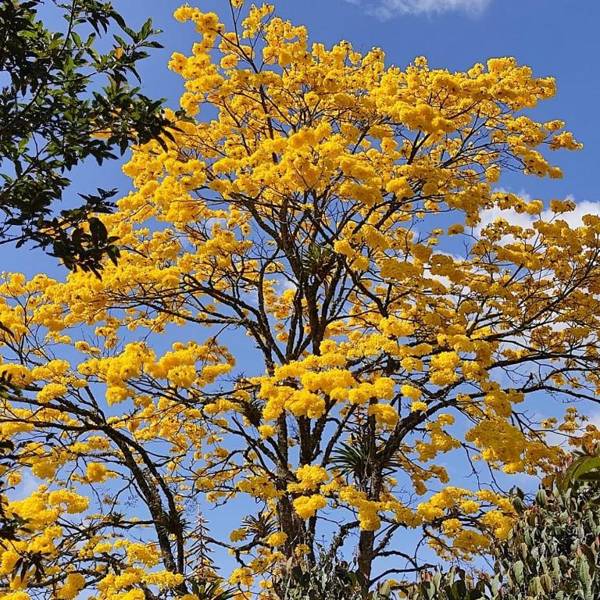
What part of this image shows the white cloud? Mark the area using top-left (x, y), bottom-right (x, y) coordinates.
top-left (476, 196), bottom-right (600, 241)
top-left (7, 470), bottom-right (41, 501)
top-left (276, 277), bottom-right (297, 293)
top-left (586, 412), bottom-right (600, 430)
top-left (541, 199), bottom-right (600, 229)
top-left (475, 192), bottom-right (536, 245)
top-left (346, 0), bottom-right (492, 19)
top-left (477, 206), bottom-right (536, 232)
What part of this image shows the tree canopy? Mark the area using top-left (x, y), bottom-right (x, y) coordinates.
top-left (0, 0), bottom-right (171, 273)
top-left (1, 1), bottom-right (599, 599)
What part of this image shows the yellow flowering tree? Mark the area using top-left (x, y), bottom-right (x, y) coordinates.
top-left (1, 1), bottom-right (600, 598)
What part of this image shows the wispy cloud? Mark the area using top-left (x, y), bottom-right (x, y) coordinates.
top-left (477, 195), bottom-right (600, 237)
top-left (346, 0), bottom-right (492, 20)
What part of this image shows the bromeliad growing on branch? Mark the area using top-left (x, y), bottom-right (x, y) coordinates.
top-left (1, 1), bottom-right (600, 598)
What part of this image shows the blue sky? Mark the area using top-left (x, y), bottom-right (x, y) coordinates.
top-left (18, 0), bottom-right (599, 277)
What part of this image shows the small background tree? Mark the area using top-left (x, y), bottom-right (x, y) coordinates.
top-left (0, 0), bottom-right (172, 273)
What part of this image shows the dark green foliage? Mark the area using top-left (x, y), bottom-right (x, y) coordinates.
top-left (558, 449), bottom-right (600, 490)
top-left (275, 548), bottom-right (366, 600)
top-left (277, 470), bottom-right (600, 600)
top-left (400, 481), bottom-right (600, 600)
top-left (0, 0), bottom-right (173, 273)
top-left (275, 551), bottom-right (496, 600)
top-left (401, 568), bottom-right (500, 600)
top-left (492, 484), bottom-right (600, 600)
